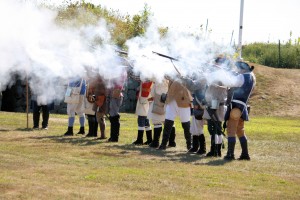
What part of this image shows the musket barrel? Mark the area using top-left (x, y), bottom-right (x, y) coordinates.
top-left (152, 51), bottom-right (179, 61)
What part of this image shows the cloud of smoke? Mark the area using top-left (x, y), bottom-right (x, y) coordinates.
top-left (0, 0), bottom-right (240, 106)
top-left (0, 0), bottom-right (123, 103)
top-left (125, 19), bottom-right (237, 85)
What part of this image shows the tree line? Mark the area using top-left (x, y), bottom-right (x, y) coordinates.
top-left (55, 1), bottom-right (300, 69)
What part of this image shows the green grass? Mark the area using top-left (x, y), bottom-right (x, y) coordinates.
top-left (0, 112), bottom-right (299, 199)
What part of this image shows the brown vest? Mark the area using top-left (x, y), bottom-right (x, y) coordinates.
top-left (167, 79), bottom-right (192, 108)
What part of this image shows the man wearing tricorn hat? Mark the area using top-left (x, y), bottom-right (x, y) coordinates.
top-left (158, 76), bottom-right (193, 151)
top-left (181, 74), bottom-right (207, 155)
top-left (223, 61), bottom-right (256, 160)
top-left (202, 55), bottom-right (230, 157)
top-left (106, 56), bottom-right (128, 142)
top-left (84, 68), bottom-right (107, 139)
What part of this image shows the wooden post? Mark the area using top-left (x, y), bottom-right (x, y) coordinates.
top-left (26, 74), bottom-right (29, 129)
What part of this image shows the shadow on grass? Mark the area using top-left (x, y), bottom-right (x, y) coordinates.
top-left (107, 144), bottom-right (211, 164)
top-left (16, 128), bottom-right (34, 132)
top-left (28, 135), bottom-right (105, 146)
top-left (0, 129), bottom-right (10, 132)
top-left (27, 134), bottom-right (227, 165)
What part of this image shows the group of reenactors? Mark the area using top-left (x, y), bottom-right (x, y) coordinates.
top-left (34, 53), bottom-right (256, 161)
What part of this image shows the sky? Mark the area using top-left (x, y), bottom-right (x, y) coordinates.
top-left (1, 0), bottom-right (299, 96)
top-left (85, 0), bottom-right (300, 44)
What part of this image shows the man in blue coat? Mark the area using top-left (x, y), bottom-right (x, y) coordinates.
top-left (224, 61), bottom-right (256, 160)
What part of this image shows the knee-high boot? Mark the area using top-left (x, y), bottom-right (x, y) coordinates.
top-left (224, 140), bottom-right (236, 160)
top-left (217, 143), bottom-right (222, 157)
top-left (93, 119), bottom-right (98, 137)
top-left (149, 127), bottom-right (162, 148)
top-left (197, 134), bottom-right (206, 155)
top-left (206, 135), bottom-right (216, 157)
top-left (109, 115), bottom-right (120, 142)
top-left (42, 110), bottom-right (49, 129)
top-left (158, 119), bottom-right (174, 150)
top-left (168, 126), bottom-right (176, 147)
top-left (188, 135), bottom-right (200, 153)
top-left (182, 122), bottom-right (192, 150)
top-left (132, 130), bottom-right (144, 145)
top-left (86, 115), bottom-right (95, 137)
top-left (33, 111), bottom-right (40, 129)
top-left (143, 129), bottom-right (152, 145)
top-left (238, 136), bottom-right (250, 160)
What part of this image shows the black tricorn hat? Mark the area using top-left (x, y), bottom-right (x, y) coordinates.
top-left (235, 61), bottom-right (254, 71)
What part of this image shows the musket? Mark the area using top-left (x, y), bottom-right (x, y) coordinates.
top-left (115, 49), bottom-right (128, 55)
top-left (152, 51), bottom-right (182, 76)
top-left (206, 107), bottom-right (226, 149)
top-left (152, 51), bottom-right (179, 61)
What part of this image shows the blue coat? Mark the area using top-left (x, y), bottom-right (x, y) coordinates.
top-left (225, 72), bottom-right (255, 121)
top-left (68, 78), bottom-right (86, 95)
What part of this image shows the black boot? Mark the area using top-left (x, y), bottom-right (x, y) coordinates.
top-left (93, 120), bottom-right (99, 137)
top-left (197, 134), bottom-right (206, 155)
top-left (132, 130), bottom-right (144, 145)
top-left (64, 127), bottom-right (73, 136)
top-left (188, 135), bottom-right (200, 153)
top-left (224, 141), bottom-right (236, 160)
top-left (86, 115), bottom-right (96, 137)
top-left (109, 115), bottom-right (120, 142)
top-left (77, 126), bottom-right (85, 135)
top-left (41, 107), bottom-right (49, 129)
top-left (238, 140), bottom-right (250, 160)
top-left (108, 116), bottom-right (113, 142)
top-left (182, 122), bottom-right (192, 150)
top-left (216, 143), bottom-right (222, 157)
top-left (158, 119), bottom-right (174, 150)
top-left (33, 111), bottom-right (40, 129)
top-left (143, 130), bottom-right (152, 145)
top-left (206, 135), bottom-right (217, 157)
top-left (149, 127), bottom-right (162, 148)
top-left (168, 126), bottom-right (176, 147)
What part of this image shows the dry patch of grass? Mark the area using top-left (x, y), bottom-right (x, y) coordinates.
top-left (249, 63), bottom-right (300, 117)
top-left (0, 112), bottom-right (299, 199)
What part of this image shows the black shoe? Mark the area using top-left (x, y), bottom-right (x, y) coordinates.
top-left (77, 127), bottom-right (85, 135)
top-left (64, 131), bottom-right (73, 136)
top-left (196, 149), bottom-right (206, 155)
top-left (168, 142), bottom-right (176, 147)
top-left (238, 154), bottom-right (250, 160)
top-left (224, 154), bottom-right (235, 160)
top-left (108, 139), bottom-right (118, 143)
top-left (64, 127), bottom-right (73, 136)
top-left (158, 145), bottom-right (166, 150)
top-left (149, 141), bottom-right (159, 148)
top-left (143, 140), bottom-right (152, 145)
top-left (85, 133), bottom-right (95, 137)
top-left (132, 140), bottom-right (143, 145)
top-left (97, 136), bottom-right (107, 140)
top-left (206, 151), bottom-right (217, 157)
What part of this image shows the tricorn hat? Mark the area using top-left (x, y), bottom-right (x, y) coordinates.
top-left (235, 61), bottom-right (254, 71)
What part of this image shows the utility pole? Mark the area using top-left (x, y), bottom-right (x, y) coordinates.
top-left (238, 0), bottom-right (244, 60)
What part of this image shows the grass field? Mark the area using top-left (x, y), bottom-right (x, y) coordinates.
top-left (0, 112), bottom-right (299, 199)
